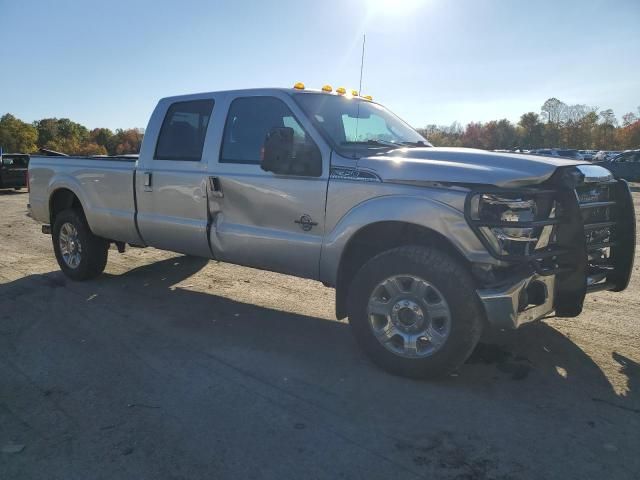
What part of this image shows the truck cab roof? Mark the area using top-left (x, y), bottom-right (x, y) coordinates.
top-left (158, 87), bottom-right (375, 104)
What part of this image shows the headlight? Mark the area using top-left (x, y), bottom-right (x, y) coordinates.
top-left (468, 193), bottom-right (553, 257)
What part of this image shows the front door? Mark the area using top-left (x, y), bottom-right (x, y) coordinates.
top-left (207, 94), bottom-right (329, 280)
top-left (135, 98), bottom-right (216, 257)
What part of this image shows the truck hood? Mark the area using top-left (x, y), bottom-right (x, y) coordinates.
top-left (354, 147), bottom-right (586, 188)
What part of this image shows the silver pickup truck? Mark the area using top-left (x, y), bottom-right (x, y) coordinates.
top-left (28, 86), bottom-right (636, 378)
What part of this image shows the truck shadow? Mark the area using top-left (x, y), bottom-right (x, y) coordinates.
top-left (0, 189), bottom-right (27, 195)
top-left (2, 254), bottom-right (638, 429)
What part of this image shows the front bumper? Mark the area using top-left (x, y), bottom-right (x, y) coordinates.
top-left (472, 170), bottom-right (636, 329)
top-left (477, 273), bottom-right (555, 329)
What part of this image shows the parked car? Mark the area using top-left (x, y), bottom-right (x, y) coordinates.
top-left (532, 148), bottom-right (584, 160)
top-left (0, 153), bottom-right (29, 190)
top-left (593, 150), bottom-right (621, 162)
top-left (578, 150), bottom-right (596, 161)
top-left (596, 150), bottom-right (640, 181)
top-left (27, 86), bottom-right (636, 378)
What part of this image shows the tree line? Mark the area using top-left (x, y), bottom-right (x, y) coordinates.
top-left (0, 114), bottom-right (143, 156)
top-left (1, 97), bottom-right (639, 155)
top-left (418, 98), bottom-right (640, 151)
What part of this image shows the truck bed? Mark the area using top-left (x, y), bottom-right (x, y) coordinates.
top-left (28, 155), bottom-right (143, 245)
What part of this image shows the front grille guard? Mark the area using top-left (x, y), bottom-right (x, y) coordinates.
top-left (465, 179), bottom-right (635, 317)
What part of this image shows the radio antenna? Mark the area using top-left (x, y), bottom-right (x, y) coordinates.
top-left (354, 34), bottom-right (366, 168)
top-left (358, 34), bottom-right (366, 100)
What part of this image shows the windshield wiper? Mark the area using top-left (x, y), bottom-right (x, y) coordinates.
top-left (341, 140), bottom-right (402, 148)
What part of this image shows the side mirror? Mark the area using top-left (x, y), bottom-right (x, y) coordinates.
top-left (261, 127), bottom-right (294, 174)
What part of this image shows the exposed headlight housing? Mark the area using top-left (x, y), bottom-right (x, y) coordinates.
top-left (467, 192), bottom-right (556, 258)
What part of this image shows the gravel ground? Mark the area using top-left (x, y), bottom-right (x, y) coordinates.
top-left (1, 186), bottom-right (639, 480)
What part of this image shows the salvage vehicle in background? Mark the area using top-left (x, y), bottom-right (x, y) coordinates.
top-left (596, 150), bottom-right (640, 182)
top-left (578, 150), bottom-right (597, 161)
top-left (27, 85), bottom-right (636, 378)
top-left (0, 153), bottom-right (29, 190)
top-left (531, 148), bottom-right (584, 160)
top-left (593, 150), bottom-right (622, 162)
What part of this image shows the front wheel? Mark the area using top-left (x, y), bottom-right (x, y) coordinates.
top-left (52, 209), bottom-right (109, 281)
top-left (347, 246), bottom-right (484, 379)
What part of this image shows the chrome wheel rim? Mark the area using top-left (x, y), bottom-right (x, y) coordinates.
top-left (367, 275), bottom-right (452, 358)
top-left (59, 222), bottom-right (82, 269)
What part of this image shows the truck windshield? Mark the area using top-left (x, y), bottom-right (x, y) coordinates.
top-left (293, 93), bottom-right (430, 156)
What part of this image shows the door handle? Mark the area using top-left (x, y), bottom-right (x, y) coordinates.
top-left (208, 176), bottom-right (223, 198)
top-left (143, 172), bottom-right (152, 191)
top-left (295, 214), bottom-right (318, 232)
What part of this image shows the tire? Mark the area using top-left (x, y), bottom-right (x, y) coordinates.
top-left (347, 246), bottom-right (483, 379)
top-left (52, 208), bottom-right (109, 281)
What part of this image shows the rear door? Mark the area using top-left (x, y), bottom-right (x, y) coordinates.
top-left (135, 97), bottom-right (216, 257)
top-left (207, 93), bottom-right (330, 280)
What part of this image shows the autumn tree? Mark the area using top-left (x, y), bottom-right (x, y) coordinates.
top-left (76, 143), bottom-right (108, 155)
top-left (461, 122), bottom-right (485, 148)
top-left (33, 117), bottom-right (91, 153)
top-left (596, 109), bottom-right (618, 149)
top-left (33, 118), bottom-right (59, 147)
top-left (616, 120), bottom-right (640, 149)
top-left (417, 123), bottom-right (463, 147)
top-left (106, 128), bottom-right (144, 155)
top-left (621, 112), bottom-right (638, 127)
top-left (541, 98), bottom-right (567, 125)
top-left (482, 119), bottom-right (518, 150)
top-left (89, 128), bottom-right (114, 149)
top-left (518, 112), bottom-right (544, 148)
top-left (30, 118), bottom-right (137, 155)
top-left (0, 114), bottom-right (38, 153)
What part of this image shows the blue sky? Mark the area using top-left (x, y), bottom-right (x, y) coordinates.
top-left (0, 0), bottom-right (638, 130)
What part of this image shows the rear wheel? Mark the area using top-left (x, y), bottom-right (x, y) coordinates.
top-left (347, 246), bottom-right (483, 378)
top-left (52, 209), bottom-right (109, 281)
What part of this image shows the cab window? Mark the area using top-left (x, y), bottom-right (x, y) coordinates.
top-left (220, 96), bottom-right (321, 176)
top-left (155, 99), bottom-right (214, 161)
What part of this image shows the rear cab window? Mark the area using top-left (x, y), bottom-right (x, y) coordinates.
top-left (2, 155), bottom-right (29, 167)
top-left (155, 99), bottom-right (215, 161)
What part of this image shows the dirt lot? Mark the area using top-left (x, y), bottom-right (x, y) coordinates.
top-left (1, 187), bottom-right (639, 480)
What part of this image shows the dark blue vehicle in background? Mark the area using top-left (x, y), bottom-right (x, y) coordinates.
top-left (596, 150), bottom-right (640, 182)
top-left (0, 153), bottom-right (30, 190)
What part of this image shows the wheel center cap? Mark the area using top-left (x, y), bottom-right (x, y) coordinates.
top-left (391, 299), bottom-right (424, 330)
top-left (398, 308), bottom-right (417, 326)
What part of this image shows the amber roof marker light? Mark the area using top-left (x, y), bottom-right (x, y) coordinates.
top-left (293, 82), bottom-right (305, 90)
